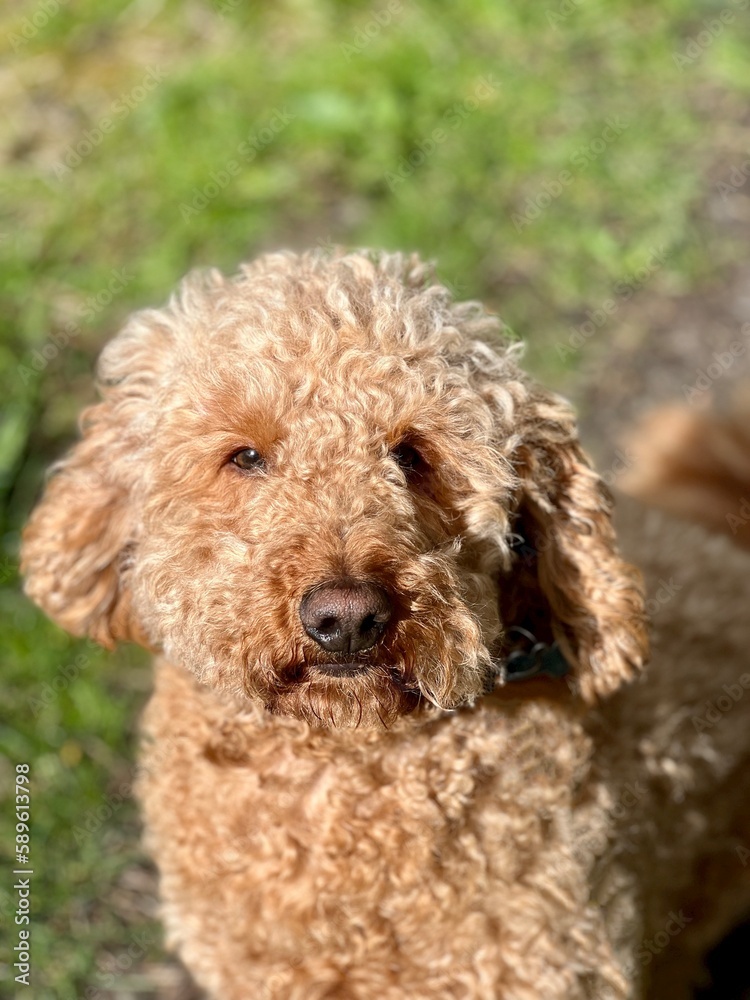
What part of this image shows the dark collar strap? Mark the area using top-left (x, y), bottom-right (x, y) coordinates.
top-left (501, 533), bottom-right (572, 685)
top-left (495, 626), bottom-right (571, 685)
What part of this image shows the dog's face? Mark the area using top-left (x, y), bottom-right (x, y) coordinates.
top-left (132, 324), bottom-right (508, 726)
top-left (22, 252), bottom-right (647, 726)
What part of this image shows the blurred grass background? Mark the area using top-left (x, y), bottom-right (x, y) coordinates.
top-left (1, 0), bottom-right (750, 996)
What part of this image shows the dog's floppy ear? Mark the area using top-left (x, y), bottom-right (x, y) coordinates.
top-left (497, 383), bottom-right (648, 701)
top-left (21, 267), bottom-right (227, 648)
top-left (21, 398), bottom-right (141, 648)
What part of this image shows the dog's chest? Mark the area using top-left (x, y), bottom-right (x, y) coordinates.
top-left (142, 663), bottom-right (589, 903)
top-left (138, 663), bottom-right (618, 998)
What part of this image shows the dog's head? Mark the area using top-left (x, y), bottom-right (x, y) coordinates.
top-left (22, 251), bottom-right (646, 727)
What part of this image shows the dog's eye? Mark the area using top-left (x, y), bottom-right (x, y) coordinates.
top-left (391, 443), bottom-right (423, 476)
top-left (231, 448), bottom-right (265, 472)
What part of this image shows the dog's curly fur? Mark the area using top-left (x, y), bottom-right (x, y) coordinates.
top-left (21, 251), bottom-right (750, 998)
top-left (618, 396), bottom-right (750, 550)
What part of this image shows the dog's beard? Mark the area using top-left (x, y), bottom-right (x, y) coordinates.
top-left (261, 662), bottom-right (423, 728)
top-left (244, 624), bottom-right (493, 728)
top-left (162, 560), bottom-right (501, 728)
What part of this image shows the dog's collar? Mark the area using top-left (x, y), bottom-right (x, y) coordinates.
top-left (494, 626), bottom-right (571, 685)
top-left (498, 532), bottom-right (572, 685)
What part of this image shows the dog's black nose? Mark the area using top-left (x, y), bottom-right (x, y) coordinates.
top-left (299, 581), bottom-right (392, 655)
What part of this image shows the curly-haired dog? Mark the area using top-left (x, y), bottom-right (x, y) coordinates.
top-left (22, 251), bottom-right (750, 999)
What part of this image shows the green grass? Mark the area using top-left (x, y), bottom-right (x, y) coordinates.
top-left (2, 0), bottom-right (750, 994)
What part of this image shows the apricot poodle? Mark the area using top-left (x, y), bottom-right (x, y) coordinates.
top-left (22, 251), bottom-right (750, 999)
